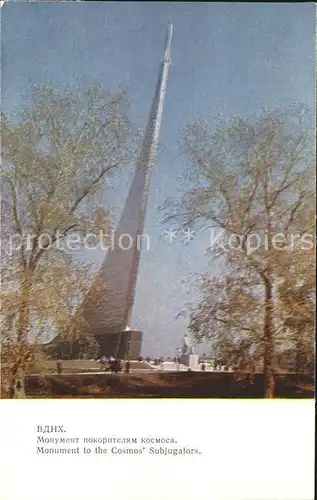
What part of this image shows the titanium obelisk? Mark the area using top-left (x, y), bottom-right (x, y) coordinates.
top-left (80, 23), bottom-right (173, 358)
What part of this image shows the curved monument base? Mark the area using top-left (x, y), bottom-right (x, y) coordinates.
top-left (95, 330), bottom-right (142, 360)
top-left (45, 330), bottom-right (142, 360)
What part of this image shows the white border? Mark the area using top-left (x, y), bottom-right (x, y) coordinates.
top-left (0, 399), bottom-right (314, 500)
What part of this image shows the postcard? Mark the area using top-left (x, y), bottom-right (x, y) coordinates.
top-left (0, 2), bottom-right (315, 499)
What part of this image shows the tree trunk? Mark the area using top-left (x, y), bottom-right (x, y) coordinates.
top-left (295, 332), bottom-right (304, 374)
top-left (10, 275), bottom-right (32, 398)
top-left (17, 277), bottom-right (32, 343)
top-left (263, 279), bottom-right (275, 398)
top-left (9, 364), bottom-right (18, 399)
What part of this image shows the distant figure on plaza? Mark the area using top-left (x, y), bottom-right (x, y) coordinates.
top-left (125, 360), bottom-right (131, 374)
top-left (13, 367), bottom-right (25, 398)
top-left (110, 358), bottom-right (121, 373)
top-left (201, 363), bottom-right (206, 372)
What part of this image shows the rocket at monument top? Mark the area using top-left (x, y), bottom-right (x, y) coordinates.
top-left (163, 22), bottom-right (173, 64)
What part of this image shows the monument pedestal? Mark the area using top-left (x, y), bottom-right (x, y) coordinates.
top-left (95, 330), bottom-right (142, 360)
top-left (180, 353), bottom-right (200, 370)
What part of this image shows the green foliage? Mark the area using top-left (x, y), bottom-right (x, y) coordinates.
top-left (167, 106), bottom-right (315, 388)
top-left (1, 85), bottom-right (133, 396)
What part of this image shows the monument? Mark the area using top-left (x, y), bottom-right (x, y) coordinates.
top-left (48, 24), bottom-right (173, 360)
top-left (179, 334), bottom-right (200, 370)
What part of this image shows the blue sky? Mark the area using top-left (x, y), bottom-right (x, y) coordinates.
top-left (2, 2), bottom-right (315, 356)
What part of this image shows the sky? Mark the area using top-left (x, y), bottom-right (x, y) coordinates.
top-left (2, 2), bottom-right (315, 357)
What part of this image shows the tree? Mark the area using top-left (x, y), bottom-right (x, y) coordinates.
top-left (1, 85), bottom-right (133, 397)
top-left (188, 275), bottom-right (264, 372)
top-left (276, 208), bottom-right (315, 373)
top-left (165, 106), bottom-right (314, 397)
